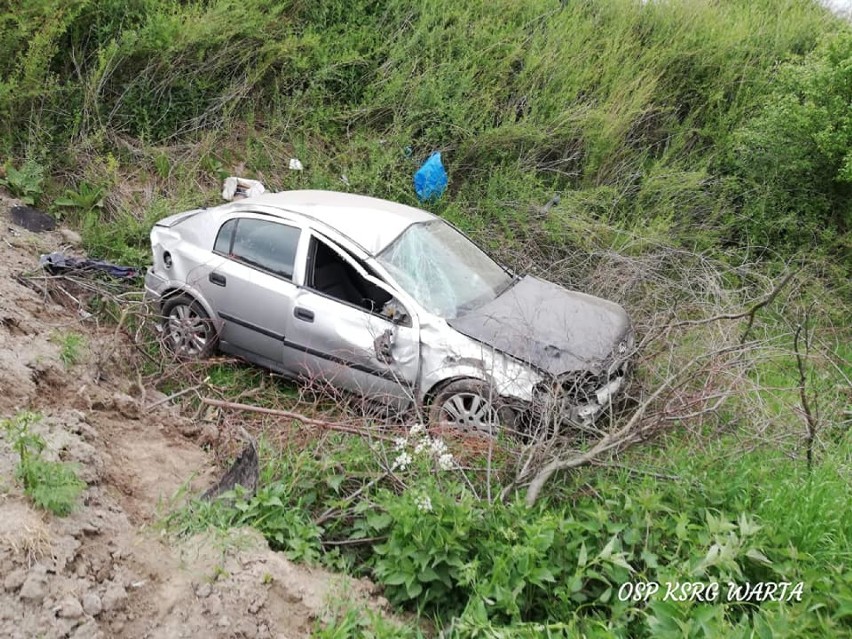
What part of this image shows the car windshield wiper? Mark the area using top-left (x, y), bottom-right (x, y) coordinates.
top-left (495, 273), bottom-right (522, 297)
top-left (455, 274), bottom-right (522, 316)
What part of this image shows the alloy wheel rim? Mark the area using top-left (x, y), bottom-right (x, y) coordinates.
top-left (166, 304), bottom-right (208, 356)
top-left (439, 392), bottom-right (499, 432)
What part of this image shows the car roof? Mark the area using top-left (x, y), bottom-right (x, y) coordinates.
top-left (236, 190), bottom-right (436, 255)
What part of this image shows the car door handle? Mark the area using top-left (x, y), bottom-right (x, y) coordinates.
top-left (209, 272), bottom-right (227, 287)
top-left (294, 307), bottom-right (314, 322)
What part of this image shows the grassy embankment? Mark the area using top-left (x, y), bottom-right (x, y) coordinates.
top-left (2, 1), bottom-right (850, 636)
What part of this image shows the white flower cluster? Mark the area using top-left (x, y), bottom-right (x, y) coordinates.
top-left (414, 494), bottom-right (433, 513)
top-left (391, 451), bottom-right (412, 471)
top-left (389, 424), bottom-right (456, 473)
top-left (438, 453), bottom-right (454, 471)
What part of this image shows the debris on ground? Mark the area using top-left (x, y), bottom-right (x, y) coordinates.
top-left (39, 252), bottom-right (140, 279)
top-left (10, 205), bottom-right (56, 232)
top-left (413, 151), bottom-right (447, 201)
top-left (221, 177), bottom-right (266, 201)
top-left (202, 434), bottom-right (259, 501)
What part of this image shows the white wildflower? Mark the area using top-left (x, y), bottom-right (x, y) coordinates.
top-left (391, 451), bottom-right (412, 471)
top-left (430, 438), bottom-right (448, 456)
top-left (414, 437), bottom-right (430, 455)
top-left (393, 437), bottom-right (407, 451)
top-left (438, 453), bottom-right (454, 471)
top-left (415, 494), bottom-right (433, 513)
top-left (409, 424), bottom-right (425, 437)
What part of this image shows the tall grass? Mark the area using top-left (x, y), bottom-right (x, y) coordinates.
top-left (1, 0), bottom-right (846, 259)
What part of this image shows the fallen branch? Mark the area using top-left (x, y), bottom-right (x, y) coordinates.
top-left (793, 314), bottom-right (819, 472)
top-left (522, 345), bottom-right (745, 506)
top-left (665, 270), bottom-right (796, 341)
top-left (147, 381), bottom-right (208, 409)
top-left (201, 397), bottom-right (397, 441)
top-left (321, 536), bottom-right (386, 547)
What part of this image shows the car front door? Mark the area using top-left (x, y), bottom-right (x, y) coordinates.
top-left (195, 215), bottom-right (307, 374)
top-left (284, 232), bottom-right (420, 406)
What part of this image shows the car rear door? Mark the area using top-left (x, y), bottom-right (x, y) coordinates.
top-left (194, 215), bottom-right (308, 374)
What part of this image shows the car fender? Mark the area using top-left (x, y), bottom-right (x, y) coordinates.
top-left (419, 322), bottom-right (543, 404)
top-left (423, 359), bottom-right (542, 404)
top-left (152, 279), bottom-right (219, 329)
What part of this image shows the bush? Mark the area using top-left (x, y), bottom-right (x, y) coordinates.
top-left (726, 32), bottom-right (852, 253)
top-left (165, 427), bottom-right (851, 637)
top-left (0, 159), bottom-right (44, 205)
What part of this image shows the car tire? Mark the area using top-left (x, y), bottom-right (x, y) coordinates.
top-left (161, 294), bottom-right (218, 359)
top-left (428, 379), bottom-right (517, 434)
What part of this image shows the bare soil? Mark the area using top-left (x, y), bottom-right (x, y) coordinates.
top-left (0, 194), bottom-right (391, 638)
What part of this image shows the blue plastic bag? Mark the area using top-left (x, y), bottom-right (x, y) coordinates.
top-left (413, 151), bottom-right (448, 201)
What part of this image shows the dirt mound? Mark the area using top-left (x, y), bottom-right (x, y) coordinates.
top-left (0, 194), bottom-right (393, 638)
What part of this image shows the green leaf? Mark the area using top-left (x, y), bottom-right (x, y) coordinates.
top-left (405, 580), bottom-right (423, 599)
top-left (567, 574), bottom-right (583, 593)
top-left (746, 548), bottom-right (772, 566)
top-left (641, 549), bottom-right (659, 569)
top-left (325, 474), bottom-right (345, 492)
top-left (382, 572), bottom-right (407, 586)
top-left (530, 566), bottom-right (556, 584)
top-left (578, 541), bottom-right (588, 568)
top-left (366, 512), bottom-right (392, 531)
top-left (418, 566), bottom-right (440, 582)
top-left (598, 535), bottom-right (617, 561)
top-left (738, 513), bottom-right (762, 537)
top-left (607, 552), bottom-right (634, 573)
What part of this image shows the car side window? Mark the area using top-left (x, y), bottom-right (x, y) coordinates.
top-left (213, 219), bottom-right (237, 254)
top-left (307, 236), bottom-right (404, 319)
top-left (223, 218), bottom-right (301, 280)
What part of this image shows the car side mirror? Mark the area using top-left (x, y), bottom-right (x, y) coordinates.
top-left (382, 299), bottom-right (410, 326)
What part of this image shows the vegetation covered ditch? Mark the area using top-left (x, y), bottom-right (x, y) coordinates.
top-left (1, 1), bottom-right (850, 636)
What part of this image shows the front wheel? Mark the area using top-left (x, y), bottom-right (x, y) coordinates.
top-left (160, 294), bottom-right (218, 359)
top-left (428, 379), bottom-right (517, 434)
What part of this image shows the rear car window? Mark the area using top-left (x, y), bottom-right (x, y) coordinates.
top-left (214, 219), bottom-right (237, 254)
top-left (226, 218), bottom-right (301, 280)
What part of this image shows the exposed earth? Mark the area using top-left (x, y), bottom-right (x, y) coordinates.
top-left (0, 194), bottom-right (391, 638)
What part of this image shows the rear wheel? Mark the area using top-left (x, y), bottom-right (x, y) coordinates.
top-left (428, 379), bottom-right (516, 434)
top-left (161, 294), bottom-right (218, 359)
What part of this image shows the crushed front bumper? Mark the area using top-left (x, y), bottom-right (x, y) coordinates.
top-left (561, 374), bottom-right (625, 423)
top-left (531, 367), bottom-right (629, 427)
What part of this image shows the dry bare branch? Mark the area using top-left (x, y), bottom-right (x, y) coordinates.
top-left (200, 397), bottom-right (398, 441)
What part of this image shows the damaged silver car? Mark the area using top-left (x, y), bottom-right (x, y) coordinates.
top-left (144, 190), bottom-right (633, 431)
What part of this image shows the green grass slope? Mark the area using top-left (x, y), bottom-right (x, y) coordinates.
top-left (0, 0), bottom-right (849, 264)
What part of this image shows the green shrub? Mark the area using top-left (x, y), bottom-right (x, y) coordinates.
top-left (726, 32), bottom-right (852, 253)
top-left (0, 159), bottom-right (44, 205)
top-left (54, 180), bottom-right (105, 213)
top-left (1, 411), bottom-right (85, 517)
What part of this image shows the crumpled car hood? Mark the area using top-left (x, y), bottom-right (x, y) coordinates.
top-left (447, 276), bottom-right (631, 376)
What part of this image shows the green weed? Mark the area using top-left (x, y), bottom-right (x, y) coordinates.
top-left (161, 426), bottom-right (851, 637)
top-left (53, 181), bottom-right (105, 213)
top-left (1, 411), bottom-right (85, 517)
top-left (313, 604), bottom-right (425, 639)
top-left (51, 331), bottom-right (86, 368)
top-left (0, 159), bottom-right (44, 205)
